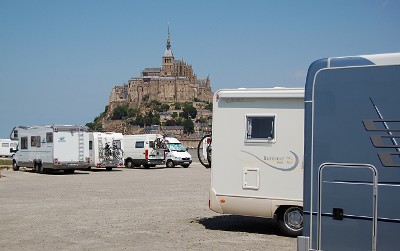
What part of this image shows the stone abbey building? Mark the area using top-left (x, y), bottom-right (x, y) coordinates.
top-left (108, 29), bottom-right (213, 110)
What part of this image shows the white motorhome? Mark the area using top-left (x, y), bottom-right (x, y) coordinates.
top-left (10, 125), bottom-right (90, 174)
top-left (210, 88), bottom-right (304, 236)
top-left (164, 137), bottom-right (192, 168)
top-left (89, 132), bottom-right (124, 171)
top-left (0, 139), bottom-right (18, 157)
top-left (123, 134), bottom-right (165, 168)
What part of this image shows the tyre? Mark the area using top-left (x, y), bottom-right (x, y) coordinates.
top-left (182, 164), bottom-right (190, 168)
top-left (166, 160), bottom-right (175, 168)
top-left (34, 163), bottom-right (44, 174)
top-left (125, 159), bottom-right (133, 168)
top-left (277, 206), bottom-right (303, 237)
top-left (12, 161), bottom-right (19, 171)
top-left (106, 167), bottom-right (112, 171)
top-left (143, 164), bottom-right (150, 169)
top-left (64, 169), bottom-right (75, 174)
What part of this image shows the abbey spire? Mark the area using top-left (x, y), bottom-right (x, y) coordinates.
top-left (162, 25), bottom-right (174, 75)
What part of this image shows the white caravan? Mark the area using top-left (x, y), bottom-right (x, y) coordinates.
top-left (123, 134), bottom-right (165, 168)
top-left (210, 88), bottom-right (304, 236)
top-left (89, 132), bottom-right (124, 171)
top-left (10, 125), bottom-right (90, 174)
top-left (0, 139), bottom-right (18, 157)
top-left (164, 137), bottom-right (192, 168)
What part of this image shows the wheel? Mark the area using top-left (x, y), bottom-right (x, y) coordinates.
top-left (197, 135), bottom-right (211, 168)
top-left (106, 167), bottom-right (112, 171)
top-left (182, 164), bottom-right (190, 168)
top-left (166, 160), bottom-right (175, 168)
top-left (34, 163), bottom-right (44, 174)
top-left (143, 164), bottom-right (150, 169)
top-left (12, 161), bottom-right (19, 171)
top-left (64, 169), bottom-right (75, 174)
top-left (277, 206), bottom-right (303, 237)
top-left (125, 159), bottom-right (133, 168)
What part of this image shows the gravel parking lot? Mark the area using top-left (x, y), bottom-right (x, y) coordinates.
top-left (0, 160), bottom-right (296, 251)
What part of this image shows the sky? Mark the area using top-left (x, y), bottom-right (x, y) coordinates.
top-left (0, 0), bottom-right (399, 138)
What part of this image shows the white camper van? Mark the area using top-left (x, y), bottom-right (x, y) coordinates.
top-left (210, 88), bottom-right (304, 236)
top-left (10, 125), bottom-right (90, 174)
top-left (123, 134), bottom-right (165, 168)
top-left (0, 139), bottom-right (18, 157)
top-left (89, 132), bottom-right (124, 171)
top-left (164, 137), bottom-right (192, 168)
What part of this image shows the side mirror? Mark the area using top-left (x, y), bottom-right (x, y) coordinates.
top-left (10, 148), bottom-right (18, 153)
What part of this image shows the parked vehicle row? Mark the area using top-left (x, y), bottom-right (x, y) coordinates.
top-left (8, 127), bottom-right (192, 174)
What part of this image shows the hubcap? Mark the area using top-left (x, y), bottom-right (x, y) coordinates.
top-left (284, 207), bottom-right (303, 231)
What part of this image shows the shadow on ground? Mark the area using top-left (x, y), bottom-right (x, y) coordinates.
top-left (196, 215), bottom-right (282, 236)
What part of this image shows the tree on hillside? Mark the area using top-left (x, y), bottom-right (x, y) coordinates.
top-left (181, 105), bottom-right (197, 119)
top-left (183, 118), bottom-right (194, 134)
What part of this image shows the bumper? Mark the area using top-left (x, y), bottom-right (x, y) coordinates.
top-left (172, 159), bottom-right (192, 165)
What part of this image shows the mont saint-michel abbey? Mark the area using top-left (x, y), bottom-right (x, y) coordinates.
top-left (109, 30), bottom-right (213, 109)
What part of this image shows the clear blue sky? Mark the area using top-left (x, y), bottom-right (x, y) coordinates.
top-left (0, 0), bottom-right (399, 138)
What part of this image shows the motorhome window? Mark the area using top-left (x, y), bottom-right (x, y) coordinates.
top-left (149, 141), bottom-right (155, 148)
top-left (246, 116), bottom-right (275, 141)
top-left (10, 143), bottom-right (17, 148)
top-left (31, 136), bottom-right (41, 147)
top-left (21, 137), bottom-right (28, 149)
top-left (2, 143), bottom-right (9, 147)
top-left (13, 130), bottom-right (18, 138)
top-left (113, 140), bottom-right (121, 149)
top-left (46, 132), bottom-right (53, 143)
top-left (135, 141), bottom-right (144, 148)
top-left (89, 141), bottom-right (93, 150)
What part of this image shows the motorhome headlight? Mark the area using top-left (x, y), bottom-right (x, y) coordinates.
top-left (175, 156), bottom-right (182, 160)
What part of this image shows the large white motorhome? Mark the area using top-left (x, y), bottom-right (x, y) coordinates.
top-left (298, 53), bottom-right (400, 251)
top-left (123, 134), bottom-right (165, 168)
top-left (10, 125), bottom-right (90, 174)
top-left (210, 87), bottom-right (304, 236)
top-left (89, 132), bottom-right (124, 171)
top-left (0, 139), bottom-right (18, 157)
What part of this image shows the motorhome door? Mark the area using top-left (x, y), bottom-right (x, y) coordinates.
top-left (317, 163), bottom-right (377, 251)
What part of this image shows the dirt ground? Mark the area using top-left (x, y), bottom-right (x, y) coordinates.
top-left (0, 160), bottom-right (296, 250)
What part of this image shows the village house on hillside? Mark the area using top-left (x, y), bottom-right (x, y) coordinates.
top-left (108, 28), bottom-right (213, 111)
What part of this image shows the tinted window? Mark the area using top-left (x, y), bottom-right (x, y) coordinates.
top-left (135, 141), bottom-right (144, 148)
top-left (46, 132), bottom-right (53, 143)
top-left (31, 136), bottom-right (41, 147)
top-left (246, 116), bottom-right (275, 141)
top-left (89, 141), bottom-right (93, 150)
top-left (21, 137), bottom-right (28, 149)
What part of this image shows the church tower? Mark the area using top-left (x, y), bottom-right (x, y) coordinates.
top-left (161, 26), bottom-right (174, 76)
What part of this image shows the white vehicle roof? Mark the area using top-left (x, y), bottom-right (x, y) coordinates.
top-left (165, 137), bottom-right (180, 144)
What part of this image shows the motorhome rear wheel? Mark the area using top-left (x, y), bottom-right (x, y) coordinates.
top-left (277, 206), bottom-right (303, 237)
top-left (34, 163), bottom-right (44, 174)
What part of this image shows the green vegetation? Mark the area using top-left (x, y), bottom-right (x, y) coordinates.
top-left (0, 159), bottom-right (12, 166)
top-left (86, 99), bottom-right (210, 132)
top-left (183, 118), bottom-right (194, 134)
